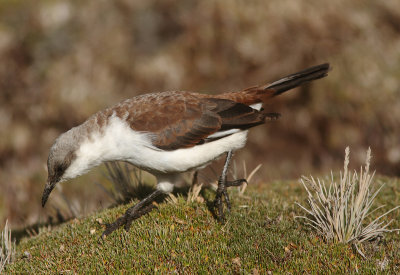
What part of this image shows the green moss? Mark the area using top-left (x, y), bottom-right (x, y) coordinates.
top-left (6, 178), bottom-right (400, 273)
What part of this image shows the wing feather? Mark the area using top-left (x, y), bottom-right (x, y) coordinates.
top-left (101, 91), bottom-right (277, 151)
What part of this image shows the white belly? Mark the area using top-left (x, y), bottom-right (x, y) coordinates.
top-left (130, 130), bottom-right (248, 174)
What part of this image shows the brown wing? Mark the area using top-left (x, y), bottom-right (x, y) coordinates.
top-left (151, 96), bottom-right (279, 150)
top-left (148, 100), bottom-right (222, 150)
top-left (100, 91), bottom-right (274, 151)
top-left (154, 97), bottom-right (277, 150)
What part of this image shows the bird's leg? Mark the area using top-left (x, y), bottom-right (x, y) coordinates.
top-left (214, 150), bottom-right (247, 222)
top-left (192, 170), bottom-right (198, 186)
top-left (101, 189), bottom-right (164, 238)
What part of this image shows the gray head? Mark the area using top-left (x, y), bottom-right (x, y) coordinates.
top-left (42, 129), bottom-right (79, 207)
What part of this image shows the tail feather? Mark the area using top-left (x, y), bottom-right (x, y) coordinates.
top-left (217, 63), bottom-right (330, 105)
top-left (265, 63), bottom-right (330, 96)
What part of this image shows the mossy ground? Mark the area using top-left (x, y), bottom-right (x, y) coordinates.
top-left (6, 178), bottom-right (400, 273)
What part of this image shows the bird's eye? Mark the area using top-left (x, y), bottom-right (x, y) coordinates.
top-left (54, 164), bottom-right (66, 178)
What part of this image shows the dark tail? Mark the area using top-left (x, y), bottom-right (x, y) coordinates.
top-left (266, 63), bottom-right (330, 96)
top-left (216, 63), bottom-right (330, 105)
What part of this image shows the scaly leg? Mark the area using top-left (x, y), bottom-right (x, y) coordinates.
top-left (101, 189), bottom-right (164, 238)
top-left (214, 150), bottom-right (247, 222)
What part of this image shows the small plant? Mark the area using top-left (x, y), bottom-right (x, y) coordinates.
top-left (0, 220), bottom-right (15, 273)
top-left (187, 182), bottom-right (204, 204)
top-left (296, 147), bottom-right (399, 256)
top-left (104, 162), bottom-right (153, 203)
top-left (239, 162), bottom-right (262, 195)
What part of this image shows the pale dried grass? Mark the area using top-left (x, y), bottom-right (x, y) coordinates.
top-left (240, 162), bottom-right (262, 195)
top-left (0, 220), bottom-right (15, 273)
top-left (187, 183), bottom-right (204, 204)
top-left (296, 147), bottom-right (399, 256)
top-left (104, 162), bottom-right (149, 203)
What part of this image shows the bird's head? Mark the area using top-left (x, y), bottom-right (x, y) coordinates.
top-left (42, 130), bottom-right (78, 207)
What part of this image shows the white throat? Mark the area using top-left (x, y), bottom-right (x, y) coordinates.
top-left (62, 115), bottom-right (155, 180)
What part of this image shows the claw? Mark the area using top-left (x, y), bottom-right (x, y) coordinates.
top-left (214, 195), bottom-right (225, 223)
top-left (223, 190), bottom-right (231, 211)
top-left (226, 179), bottom-right (247, 187)
top-left (214, 179), bottom-right (246, 222)
top-left (213, 151), bottom-right (247, 222)
top-left (101, 216), bottom-right (126, 239)
top-left (99, 189), bottom-right (163, 240)
top-left (124, 204), bottom-right (156, 231)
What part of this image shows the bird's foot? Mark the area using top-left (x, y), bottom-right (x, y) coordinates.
top-left (213, 150), bottom-right (247, 222)
top-left (101, 204), bottom-right (156, 239)
top-left (100, 189), bottom-right (163, 240)
top-left (214, 177), bottom-right (247, 223)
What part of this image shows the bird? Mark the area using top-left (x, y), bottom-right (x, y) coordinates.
top-left (42, 63), bottom-right (330, 237)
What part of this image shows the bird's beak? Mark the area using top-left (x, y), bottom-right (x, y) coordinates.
top-left (42, 180), bottom-right (56, 207)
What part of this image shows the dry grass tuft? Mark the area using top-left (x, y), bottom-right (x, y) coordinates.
top-left (104, 162), bottom-right (152, 204)
top-left (166, 193), bottom-right (179, 205)
top-left (240, 162), bottom-right (262, 195)
top-left (187, 183), bottom-right (204, 204)
top-left (296, 147), bottom-right (399, 253)
top-left (0, 220), bottom-right (15, 273)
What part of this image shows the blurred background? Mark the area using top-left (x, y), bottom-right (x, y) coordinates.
top-left (0, 0), bottom-right (399, 229)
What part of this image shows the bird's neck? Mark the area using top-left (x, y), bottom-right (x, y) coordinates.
top-left (62, 115), bottom-right (153, 180)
